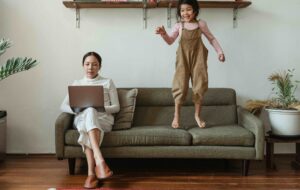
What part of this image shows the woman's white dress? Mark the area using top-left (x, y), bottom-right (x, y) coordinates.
top-left (60, 75), bottom-right (120, 151)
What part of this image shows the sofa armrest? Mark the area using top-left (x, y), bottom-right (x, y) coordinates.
top-left (55, 112), bottom-right (74, 159)
top-left (238, 106), bottom-right (265, 160)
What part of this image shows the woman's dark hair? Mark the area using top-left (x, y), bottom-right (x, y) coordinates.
top-left (176, 0), bottom-right (199, 21)
top-left (82, 51), bottom-right (102, 66)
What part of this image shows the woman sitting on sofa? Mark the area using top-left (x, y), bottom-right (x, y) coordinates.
top-left (60, 51), bottom-right (120, 189)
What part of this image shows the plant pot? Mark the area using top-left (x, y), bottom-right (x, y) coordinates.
top-left (0, 110), bottom-right (7, 161)
top-left (266, 109), bottom-right (300, 136)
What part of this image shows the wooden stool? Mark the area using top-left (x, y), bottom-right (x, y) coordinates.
top-left (265, 131), bottom-right (300, 170)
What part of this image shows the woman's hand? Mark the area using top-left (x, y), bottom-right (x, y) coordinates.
top-left (218, 53), bottom-right (225, 62)
top-left (155, 25), bottom-right (166, 36)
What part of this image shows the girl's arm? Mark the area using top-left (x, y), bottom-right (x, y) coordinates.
top-left (104, 79), bottom-right (120, 114)
top-left (199, 20), bottom-right (224, 56)
top-left (156, 24), bottom-right (180, 45)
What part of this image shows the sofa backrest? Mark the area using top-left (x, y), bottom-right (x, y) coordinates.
top-left (132, 88), bottom-right (237, 128)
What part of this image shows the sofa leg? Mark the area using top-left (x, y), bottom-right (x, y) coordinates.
top-left (68, 158), bottom-right (76, 175)
top-left (223, 159), bottom-right (229, 171)
top-left (242, 160), bottom-right (250, 176)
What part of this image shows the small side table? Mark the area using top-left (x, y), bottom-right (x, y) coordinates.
top-left (265, 131), bottom-right (300, 170)
top-left (0, 111), bottom-right (7, 161)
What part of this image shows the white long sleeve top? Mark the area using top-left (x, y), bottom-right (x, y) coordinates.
top-left (60, 75), bottom-right (120, 116)
top-left (161, 20), bottom-right (224, 55)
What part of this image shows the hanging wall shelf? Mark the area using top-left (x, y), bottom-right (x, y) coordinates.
top-left (63, 0), bottom-right (252, 28)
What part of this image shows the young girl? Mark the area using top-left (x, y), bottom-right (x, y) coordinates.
top-left (156, 0), bottom-right (225, 129)
top-left (60, 52), bottom-right (120, 189)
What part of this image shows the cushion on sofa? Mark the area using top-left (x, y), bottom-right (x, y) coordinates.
top-left (135, 88), bottom-right (236, 106)
top-left (65, 126), bottom-right (192, 147)
top-left (133, 105), bottom-right (237, 128)
top-left (188, 125), bottom-right (255, 146)
top-left (133, 88), bottom-right (237, 127)
top-left (113, 88), bottom-right (138, 130)
top-left (103, 126), bottom-right (192, 147)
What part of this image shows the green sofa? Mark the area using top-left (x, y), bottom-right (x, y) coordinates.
top-left (55, 88), bottom-right (264, 176)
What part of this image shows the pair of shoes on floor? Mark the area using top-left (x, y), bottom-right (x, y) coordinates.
top-left (95, 164), bottom-right (113, 180)
top-left (84, 175), bottom-right (98, 189)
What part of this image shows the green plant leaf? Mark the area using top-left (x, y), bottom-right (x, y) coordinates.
top-left (0, 57), bottom-right (38, 81)
top-left (0, 38), bottom-right (12, 56)
top-left (0, 37), bottom-right (39, 81)
top-left (269, 69), bottom-right (299, 109)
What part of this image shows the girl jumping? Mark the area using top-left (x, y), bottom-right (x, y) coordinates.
top-left (156, 0), bottom-right (225, 129)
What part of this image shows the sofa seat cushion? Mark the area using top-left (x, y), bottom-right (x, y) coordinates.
top-left (188, 125), bottom-right (254, 146)
top-left (65, 126), bottom-right (192, 147)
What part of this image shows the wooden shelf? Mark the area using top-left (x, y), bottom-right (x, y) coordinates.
top-left (63, 1), bottom-right (154, 8)
top-left (63, 0), bottom-right (252, 28)
top-left (159, 1), bottom-right (251, 8)
top-left (63, 1), bottom-right (252, 9)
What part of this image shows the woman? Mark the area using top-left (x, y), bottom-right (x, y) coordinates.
top-left (60, 52), bottom-right (120, 189)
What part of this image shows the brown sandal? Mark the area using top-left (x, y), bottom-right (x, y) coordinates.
top-left (95, 164), bottom-right (113, 180)
top-left (83, 175), bottom-right (98, 189)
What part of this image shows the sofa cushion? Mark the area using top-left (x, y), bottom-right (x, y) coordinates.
top-left (135, 88), bottom-right (236, 106)
top-left (65, 126), bottom-right (192, 147)
top-left (103, 126), bottom-right (192, 147)
top-left (133, 105), bottom-right (237, 128)
top-left (113, 88), bottom-right (138, 130)
top-left (133, 88), bottom-right (237, 127)
top-left (188, 125), bottom-right (254, 146)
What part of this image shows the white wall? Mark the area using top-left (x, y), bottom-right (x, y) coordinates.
top-left (0, 0), bottom-right (299, 154)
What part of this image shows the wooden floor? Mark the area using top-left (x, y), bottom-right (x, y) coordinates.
top-left (1, 155), bottom-right (300, 190)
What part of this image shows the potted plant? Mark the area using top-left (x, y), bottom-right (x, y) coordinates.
top-left (246, 69), bottom-right (300, 136)
top-left (0, 38), bottom-right (38, 160)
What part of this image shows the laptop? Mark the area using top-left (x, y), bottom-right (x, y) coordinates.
top-left (68, 85), bottom-right (105, 113)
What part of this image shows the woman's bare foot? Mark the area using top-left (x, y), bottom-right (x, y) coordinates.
top-left (195, 115), bottom-right (205, 128)
top-left (172, 115), bottom-right (180, 129)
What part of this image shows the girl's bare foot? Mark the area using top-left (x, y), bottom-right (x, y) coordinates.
top-left (172, 115), bottom-right (180, 129)
top-left (195, 115), bottom-right (205, 128)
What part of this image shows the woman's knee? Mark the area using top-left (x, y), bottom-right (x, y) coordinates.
top-left (85, 107), bottom-right (97, 112)
top-left (84, 107), bottom-right (98, 115)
